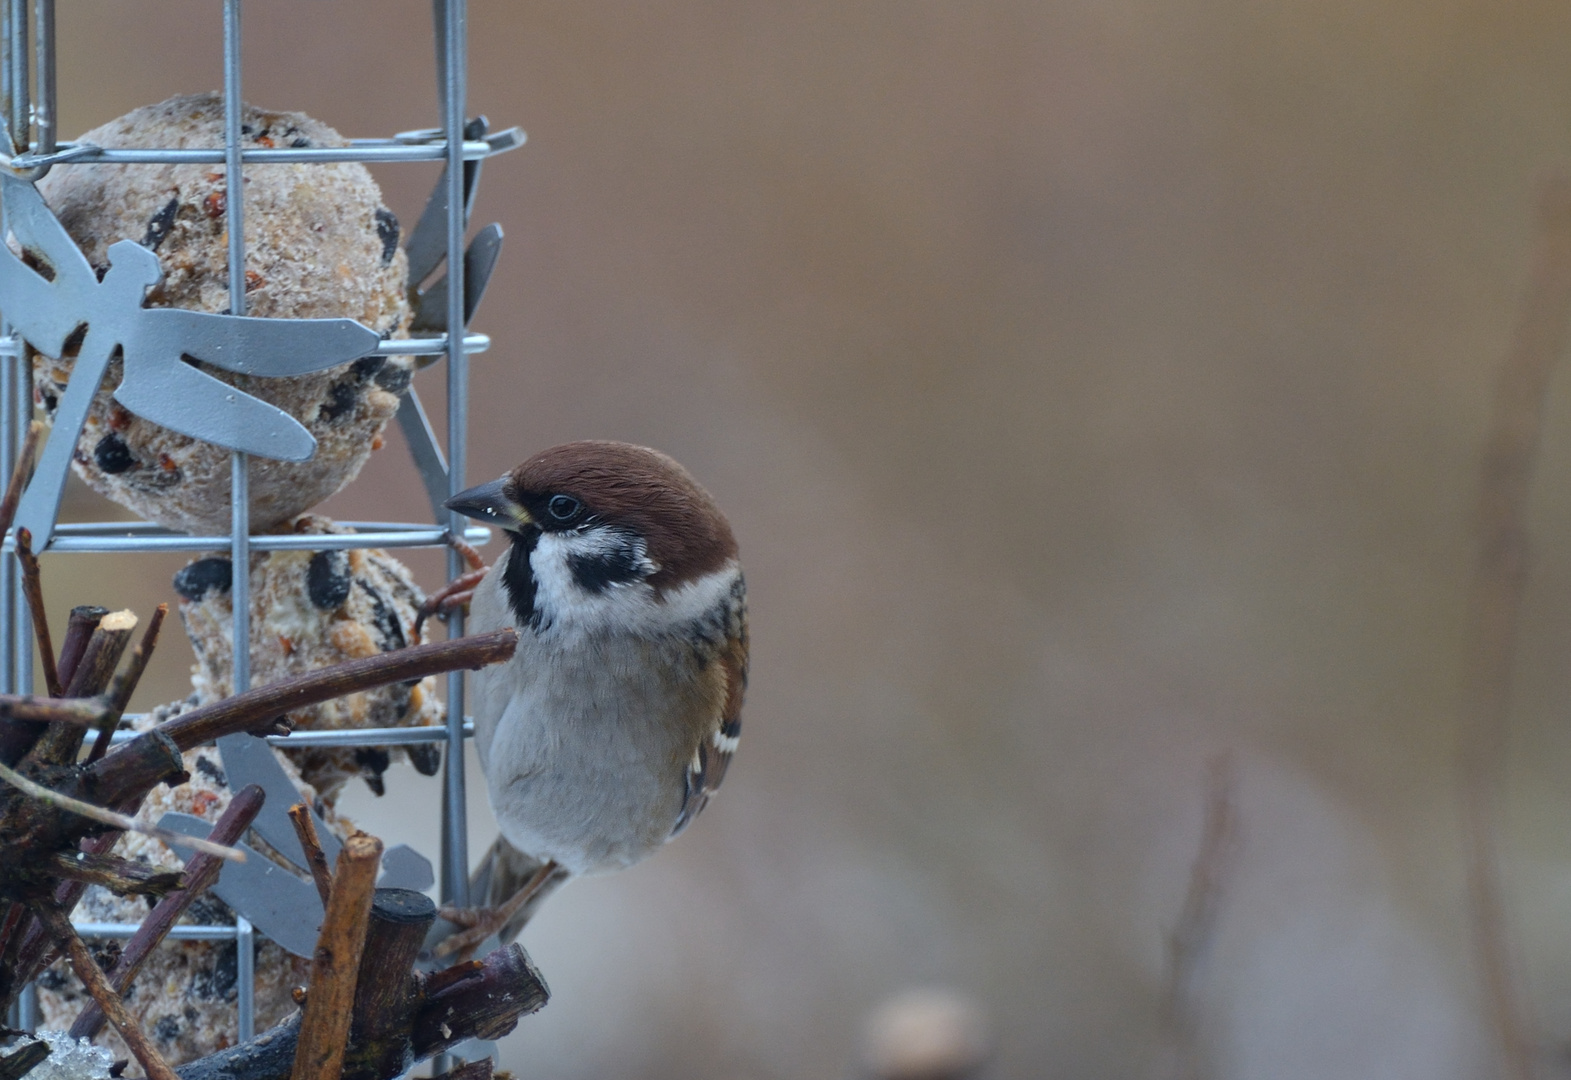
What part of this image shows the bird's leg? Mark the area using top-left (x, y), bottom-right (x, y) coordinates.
top-left (413, 537), bottom-right (491, 642)
top-left (433, 860), bottom-right (560, 961)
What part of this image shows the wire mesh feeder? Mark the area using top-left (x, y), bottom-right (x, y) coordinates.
top-left (0, 0), bottom-right (518, 1058)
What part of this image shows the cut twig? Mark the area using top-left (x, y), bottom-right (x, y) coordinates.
top-left (175, 942), bottom-right (548, 1080)
top-left (0, 1038), bottom-right (49, 1080)
top-left (288, 802), bottom-right (334, 907)
top-left (0, 758), bottom-right (244, 863)
top-left (0, 696), bottom-right (115, 725)
top-left (13, 529), bottom-right (59, 699)
top-left (421, 959), bottom-right (482, 997)
top-left (56, 606), bottom-right (108, 693)
top-left (1160, 754), bottom-right (1241, 1080)
top-left (43, 850), bottom-right (183, 896)
top-left (34, 609), bottom-right (136, 766)
top-left (157, 629), bottom-right (517, 752)
top-left (33, 904), bottom-right (181, 1080)
top-left (87, 604), bottom-right (166, 763)
top-left (1458, 177), bottom-right (1571, 1080)
top-left (70, 785), bottom-right (266, 1042)
top-left (344, 889), bottom-right (438, 1080)
top-left (63, 609), bottom-right (137, 699)
top-left (293, 832), bottom-right (383, 1080)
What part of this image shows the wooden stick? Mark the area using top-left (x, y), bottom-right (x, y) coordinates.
top-left (56, 606), bottom-right (108, 692)
top-left (157, 630), bottom-right (517, 752)
top-left (63, 609), bottom-right (137, 698)
top-left (87, 604), bottom-right (166, 764)
top-left (0, 757), bottom-right (244, 862)
top-left (0, 423), bottom-right (46, 768)
top-left (43, 850), bottom-right (183, 896)
top-left (1458, 177), bottom-right (1571, 1080)
top-left (13, 528), bottom-right (59, 698)
top-left (173, 943), bottom-right (549, 1080)
top-left (35, 904), bottom-right (181, 1080)
top-left (343, 889), bottom-right (437, 1080)
top-left (292, 832), bottom-right (382, 1080)
top-left (0, 692), bottom-right (119, 774)
top-left (34, 610), bottom-right (136, 765)
top-left (0, 695), bottom-right (115, 725)
top-left (0, 420), bottom-right (41, 540)
top-left (0, 1039), bottom-right (49, 1080)
top-left (421, 960), bottom-right (482, 997)
top-left (288, 803), bottom-right (334, 907)
top-left (69, 785), bottom-right (266, 1042)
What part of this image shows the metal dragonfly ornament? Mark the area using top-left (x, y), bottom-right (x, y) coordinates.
top-left (0, 172), bottom-right (381, 545)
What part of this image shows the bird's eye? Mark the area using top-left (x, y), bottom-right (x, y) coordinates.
top-left (547, 494), bottom-right (582, 521)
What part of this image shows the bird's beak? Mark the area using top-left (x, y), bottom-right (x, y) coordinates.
top-left (445, 478), bottom-right (534, 528)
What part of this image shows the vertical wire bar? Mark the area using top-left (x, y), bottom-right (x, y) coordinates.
top-left (236, 916), bottom-right (254, 1041)
top-left (4, 0), bottom-right (24, 154)
top-left (440, 0), bottom-right (471, 911)
top-left (30, 0), bottom-right (51, 164)
top-left (0, 332), bottom-right (15, 694)
top-left (223, 0), bottom-right (250, 696)
top-left (11, 348), bottom-right (27, 697)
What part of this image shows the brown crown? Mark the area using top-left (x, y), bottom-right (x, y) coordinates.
top-left (507, 441), bottom-right (738, 589)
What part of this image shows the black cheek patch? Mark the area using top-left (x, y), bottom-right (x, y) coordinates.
top-left (567, 544), bottom-right (646, 594)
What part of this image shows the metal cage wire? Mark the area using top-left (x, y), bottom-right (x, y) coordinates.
top-left (0, 0), bottom-right (508, 1048)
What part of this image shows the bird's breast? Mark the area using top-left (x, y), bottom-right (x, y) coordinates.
top-left (465, 562), bottom-right (735, 874)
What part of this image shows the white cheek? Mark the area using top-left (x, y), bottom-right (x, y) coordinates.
top-left (530, 532), bottom-right (737, 638)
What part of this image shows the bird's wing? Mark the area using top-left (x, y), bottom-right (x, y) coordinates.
top-left (140, 308), bottom-right (379, 377)
top-left (672, 573), bottom-right (749, 837)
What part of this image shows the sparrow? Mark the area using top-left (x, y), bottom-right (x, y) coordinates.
top-left (429, 441), bottom-right (747, 954)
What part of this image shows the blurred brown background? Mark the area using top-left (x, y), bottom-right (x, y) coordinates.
top-left (29, 0), bottom-right (1571, 1076)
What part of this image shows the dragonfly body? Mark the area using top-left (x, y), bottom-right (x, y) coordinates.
top-left (0, 174), bottom-right (379, 544)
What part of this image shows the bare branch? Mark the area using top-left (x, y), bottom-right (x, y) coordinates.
top-left (70, 785), bottom-right (266, 1042)
top-left (33, 904), bottom-right (181, 1080)
top-left (288, 802), bottom-right (333, 907)
top-left (13, 529), bottom-right (59, 699)
top-left (0, 758), bottom-right (244, 863)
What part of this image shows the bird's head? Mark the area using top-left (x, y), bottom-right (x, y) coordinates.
top-left (447, 442), bottom-right (738, 625)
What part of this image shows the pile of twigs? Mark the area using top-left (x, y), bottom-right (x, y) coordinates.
top-left (0, 424), bottom-right (545, 1080)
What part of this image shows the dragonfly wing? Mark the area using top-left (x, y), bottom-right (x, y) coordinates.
top-left (410, 222), bottom-right (504, 332)
top-left (0, 175), bottom-right (100, 355)
top-left (140, 308), bottom-right (379, 377)
top-left (113, 346), bottom-right (317, 461)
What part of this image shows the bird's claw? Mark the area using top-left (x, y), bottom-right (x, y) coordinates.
top-left (431, 860), bottom-right (559, 961)
top-left (413, 533), bottom-right (490, 643)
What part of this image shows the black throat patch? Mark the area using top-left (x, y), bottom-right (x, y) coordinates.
top-left (501, 526), bottom-right (542, 630)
